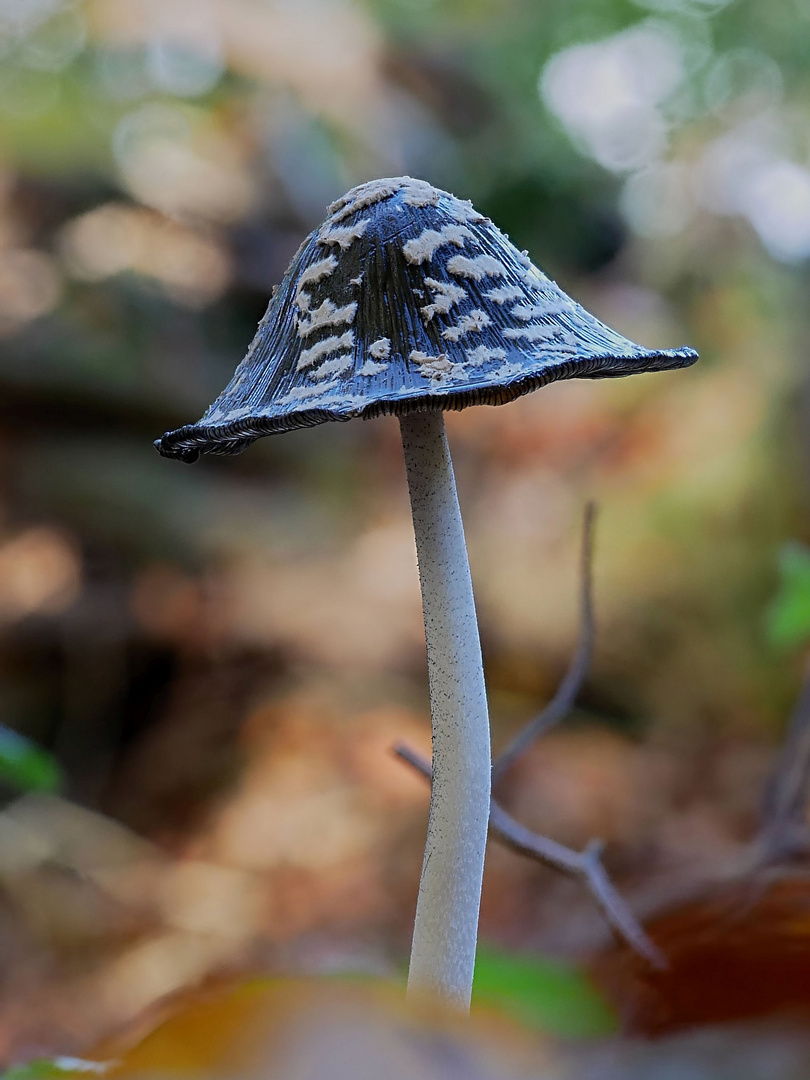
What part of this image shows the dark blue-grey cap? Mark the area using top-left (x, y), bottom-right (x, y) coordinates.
top-left (156, 176), bottom-right (697, 462)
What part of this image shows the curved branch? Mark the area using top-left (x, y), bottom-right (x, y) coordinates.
top-left (492, 502), bottom-right (597, 785)
top-left (395, 741), bottom-right (666, 970)
top-left (759, 666), bottom-right (810, 864)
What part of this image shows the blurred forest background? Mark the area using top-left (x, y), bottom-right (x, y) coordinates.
top-left (2, 0), bottom-right (810, 1073)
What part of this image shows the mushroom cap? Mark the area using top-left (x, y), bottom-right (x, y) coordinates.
top-left (156, 176), bottom-right (697, 462)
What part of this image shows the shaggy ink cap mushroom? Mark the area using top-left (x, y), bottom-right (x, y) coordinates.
top-left (155, 175), bottom-right (697, 462)
top-left (154, 176), bottom-right (698, 1014)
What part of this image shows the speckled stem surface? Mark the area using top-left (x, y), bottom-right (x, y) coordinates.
top-left (400, 410), bottom-right (491, 1012)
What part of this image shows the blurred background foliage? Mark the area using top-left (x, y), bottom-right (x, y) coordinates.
top-left (1, 0), bottom-right (810, 1070)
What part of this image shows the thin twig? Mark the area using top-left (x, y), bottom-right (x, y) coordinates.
top-left (491, 502), bottom-right (597, 785)
top-left (758, 666), bottom-right (810, 864)
top-left (395, 742), bottom-right (666, 969)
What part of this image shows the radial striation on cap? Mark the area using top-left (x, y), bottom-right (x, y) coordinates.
top-left (156, 176), bottom-right (697, 462)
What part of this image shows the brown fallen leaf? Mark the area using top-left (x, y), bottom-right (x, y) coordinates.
top-left (90, 977), bottom-right (555, 1080)
top-left (592, 871), bottom-right (810, 1036)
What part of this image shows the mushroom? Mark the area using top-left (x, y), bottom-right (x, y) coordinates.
top-left (155, 176), bottom-right (697, 1011)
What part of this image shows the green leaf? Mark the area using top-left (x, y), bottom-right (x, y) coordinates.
top-left (472, 946), bottom-right (617, 1039)
top-left (0, 727), bottom-right (61, 792)
top-left (1, 1059), bottom-right (109, 1080)
top-left (1, 1065), bottom-right (58, 1080)
top-left (1, 1064), bottom-right (71, 1080)
top-left (766, 543), bottom-right (810, 650)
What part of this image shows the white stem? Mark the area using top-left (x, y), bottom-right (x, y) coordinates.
top-left (400, 410), bottom-right (491, 1012)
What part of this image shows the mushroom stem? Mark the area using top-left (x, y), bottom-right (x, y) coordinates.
top-left (400, 409), bottom-right (491, 1012)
